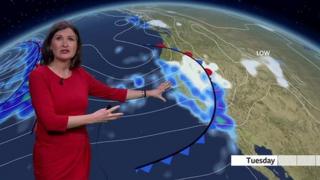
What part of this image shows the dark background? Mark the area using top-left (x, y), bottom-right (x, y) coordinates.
top-left (1, 0), bottom-right (319, 47)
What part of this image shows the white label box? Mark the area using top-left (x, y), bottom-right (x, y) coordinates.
top-left (231, 155), bottom-right (278, 166)
top-left (232, 155), bottom-right (320, 166)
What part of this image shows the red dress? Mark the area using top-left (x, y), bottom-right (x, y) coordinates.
top-left (29, 65), bottom-right (127, 180)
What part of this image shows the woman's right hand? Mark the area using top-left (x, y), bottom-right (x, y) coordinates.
top-left (91, 105), bottom-right (123, 123)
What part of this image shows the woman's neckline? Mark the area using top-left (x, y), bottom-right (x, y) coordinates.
top-left (45, 65), bottom-right (73, 80)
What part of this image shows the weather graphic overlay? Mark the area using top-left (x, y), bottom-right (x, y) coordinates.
top-left (1, 2), bottom-right (320, 180)
top-left (76, 10), bottom-right (236, 178)
top-left (0, 40), bottom-right (41, 123)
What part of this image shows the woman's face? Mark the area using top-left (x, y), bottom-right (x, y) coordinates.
top-left (50, 28), bottom-right (78, 62)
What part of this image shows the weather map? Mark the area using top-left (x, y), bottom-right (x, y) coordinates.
top-left (0, 40), bottom-right (41, 122)
top-left (0, 2), bottom-right (320, 180)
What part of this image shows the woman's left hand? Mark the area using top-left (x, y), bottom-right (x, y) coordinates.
top-left (148, 82), bottom-right (172, 102)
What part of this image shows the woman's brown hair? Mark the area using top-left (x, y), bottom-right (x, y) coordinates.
top-left (41, 21), bottom-right (82, 69)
